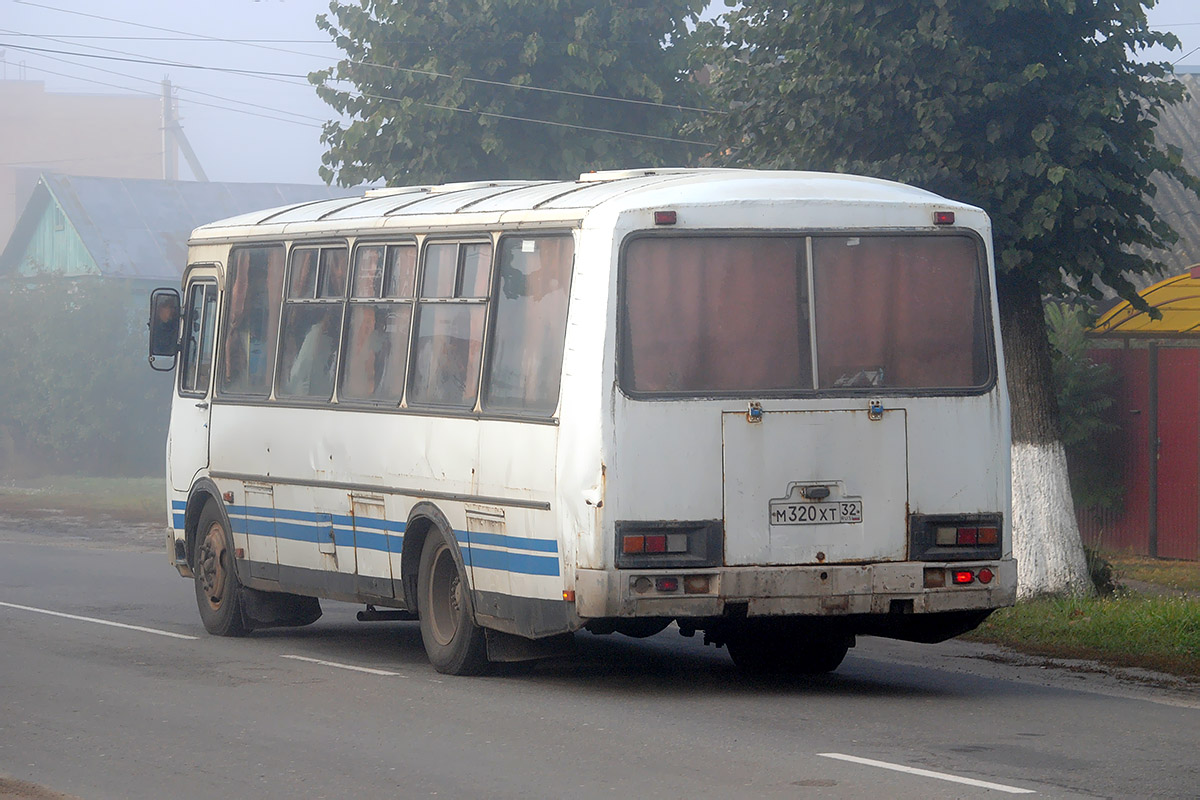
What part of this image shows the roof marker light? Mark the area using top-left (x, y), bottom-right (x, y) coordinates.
top-left (933, 211), bottom-right (955, 225)
top-left (654, 210), bottom-right (677, 225)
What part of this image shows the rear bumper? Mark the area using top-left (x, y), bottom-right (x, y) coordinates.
top-left (575, 559), bottom-right (1017, 619)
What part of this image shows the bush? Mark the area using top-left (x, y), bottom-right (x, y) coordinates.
top-left (1046, 302), bottom-right (1123, 512)
top-left (0, 278), bottom-right (172, 478)
top-left (1084, 546), bottom-right (1120, 596)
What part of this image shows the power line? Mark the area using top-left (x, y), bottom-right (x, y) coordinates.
top-left (14, 0), bottom-right (722, 115)
top-left (12, 61), bottom-right (323, 129)
top-left (0, 35), bottom-right (326, 124)
top-left (2, 40), bottom-right (714, 147)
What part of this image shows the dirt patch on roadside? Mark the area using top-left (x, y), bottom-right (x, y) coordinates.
top-left (0, 509), bottom-right (163, 553)
top-left (0, 777), bottom-right (80, 800)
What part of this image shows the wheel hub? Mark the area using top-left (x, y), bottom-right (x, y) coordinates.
top-left (197, 523), bottom-right (227, 610)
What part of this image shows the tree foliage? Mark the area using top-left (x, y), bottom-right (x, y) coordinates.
top-left (1046, 302), bottom-right (1122, 511)
top-left (310, 0), bottom-right (708, 185)
top-left (690, 0), bottom-right (1198, 304)
top-left (0, 280), bottom-right (172, 478)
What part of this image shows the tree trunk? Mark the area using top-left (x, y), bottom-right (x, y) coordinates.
top-left (997, 274), bottom-right (1093, 598)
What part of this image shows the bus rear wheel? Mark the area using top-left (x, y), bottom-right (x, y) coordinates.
top-left (193, 503), bottom-right (248, 637)
top-left (417, 532), bottom-right (488, 676)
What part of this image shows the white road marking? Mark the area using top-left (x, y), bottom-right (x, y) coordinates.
top-left (819, 753), bottom-right (1036, 794)
top-left (280, 654), bottom-right (402, 677)
top-left (0, 600), bottom-right (198, 640)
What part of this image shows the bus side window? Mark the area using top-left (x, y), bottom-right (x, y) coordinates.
top-left (484, 235), bottom-right (574, 416)
top-left (276, 246), bottom-right (347, 401)
top-left (340, 243), bottom-right (416, 403)
top-left (408, 241), bottom-right (491, 409)
top-left (219, 245), bottom-right (285, 397)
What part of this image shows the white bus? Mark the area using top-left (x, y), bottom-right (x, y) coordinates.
top-left (148, 168), bottom-right (1016, 675)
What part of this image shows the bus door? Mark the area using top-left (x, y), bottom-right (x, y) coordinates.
top-left (170, 278), bottom-right (218, 493)
top-left (722, 408), bottom-right (909, 566)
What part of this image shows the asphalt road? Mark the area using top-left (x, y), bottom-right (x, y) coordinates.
top-left (1, 514), bottom-right (1197, 799)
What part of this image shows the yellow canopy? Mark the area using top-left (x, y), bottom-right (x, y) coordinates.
top-left (1091, 266), bottom-right (1200, 336)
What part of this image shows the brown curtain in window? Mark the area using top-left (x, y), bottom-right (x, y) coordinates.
top-left (813, 236), bottom-right (981, 388)
top-left (624, 237), bottom-right (807, 392)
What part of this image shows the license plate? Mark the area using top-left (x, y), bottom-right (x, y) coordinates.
top-left (769, 499), bottom-right (863, 525)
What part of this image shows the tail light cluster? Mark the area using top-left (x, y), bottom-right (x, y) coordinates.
top-left (615, 520), bottom-right (722, 569)
top-left (910, 514), bottom-right (1003, 562)
top-left (925, 566), bottom-right (996, 588)
top-left (630, 574), bottom-right (713, 595)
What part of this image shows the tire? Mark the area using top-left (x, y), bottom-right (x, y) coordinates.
top-left (193, 502), bottom-right (248, 637)
top-left (417, 531), bottom-right (489, 675)
top-left (727, 627), bottom-right (851, 675)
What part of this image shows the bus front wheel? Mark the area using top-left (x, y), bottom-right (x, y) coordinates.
top-left (193, 502), bottom-right (248, 637)
top-left (417, 532), bottom-right (488, 675)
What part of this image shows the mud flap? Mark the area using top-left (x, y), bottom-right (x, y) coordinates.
top-left (239, 587), bottom-right (322, 630)
top-left (485, 629), bottom-right (575, 663)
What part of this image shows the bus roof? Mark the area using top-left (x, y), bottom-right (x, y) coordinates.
top-left (188, 168), bottom-right (981, 241)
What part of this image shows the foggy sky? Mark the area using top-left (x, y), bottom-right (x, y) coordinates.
top-left (2, 0), bottom-right (1197, 187)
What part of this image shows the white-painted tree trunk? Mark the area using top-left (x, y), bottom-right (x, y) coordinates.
top-left (1011, 440), bottom-right (1092, 599)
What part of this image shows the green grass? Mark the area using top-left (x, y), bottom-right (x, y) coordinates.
top-left (0, 476), bottom-right (162, 521)
top-left (1108, 552), bottom-right (1200, 594)
top-left (966, 594), bottom-right (1200, 679)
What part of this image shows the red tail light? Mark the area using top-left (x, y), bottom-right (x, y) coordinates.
top-left (952, 570), bottom-right (975, 585)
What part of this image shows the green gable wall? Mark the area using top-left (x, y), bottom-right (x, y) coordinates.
top-left (12, 198), bottom-right (99, 278)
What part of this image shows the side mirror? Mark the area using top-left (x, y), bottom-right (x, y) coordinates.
top-left (148, 288), bottom-right (181, 372)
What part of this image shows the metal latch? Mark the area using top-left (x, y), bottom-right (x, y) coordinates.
top-left (747, 401), bottom-right (763, 423)
top-left (868, 399), bottom-right (884, 421)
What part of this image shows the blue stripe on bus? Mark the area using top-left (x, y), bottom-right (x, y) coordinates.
top-left (461, 546), bottom-right (561, 577)
top-left (172, 499), bottom-right (558, 577)
top-left (463, 530), bottom-right (558, 554)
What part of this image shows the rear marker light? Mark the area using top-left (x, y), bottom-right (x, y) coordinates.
top-left (977, 568), bottom-right (994, 585)
top-left (953, 570), bottom-right (975, 585)
top-left (936, 525), bottom-right (1000, 547)
top-left (655, 577), bottom-right (679, 593)
top-left (933, 210), bottom-right (956, 225)
top-left (654, 210), bottom-right (677, 225)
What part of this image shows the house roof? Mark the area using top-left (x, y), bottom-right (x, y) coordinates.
top-left (0, 173), bottom-right (360, 281)
top-left (1092, 264), bottom-right (1200, 337)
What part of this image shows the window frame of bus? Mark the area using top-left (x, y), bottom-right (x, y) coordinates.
top-left (274, 242), bottom-right (350, 404)
top-left (481, 232), bottom-right (576, 419)
top-left (406, 236), bottom-right (494, 412)
top-left (178, 277), bottom-right (219, 399)
top-left (216, 244), bottom-right (287, 400)
top-left (336, 238), bottom-right (419, 407)
top-left (615, 229), bottom-right (996, 400)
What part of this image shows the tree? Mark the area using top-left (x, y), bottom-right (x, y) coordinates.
top-left (310, 0), bottom-right (709, 186)
top-left (0, 279), bottom-right (172, 477)
top-left (691, 0), bottom-right (1198, 596)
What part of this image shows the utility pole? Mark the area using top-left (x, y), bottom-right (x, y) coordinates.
top-left (161, 77), bottom-right (209, 182)
top-left (162, 78), bottom-right (179, 180)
